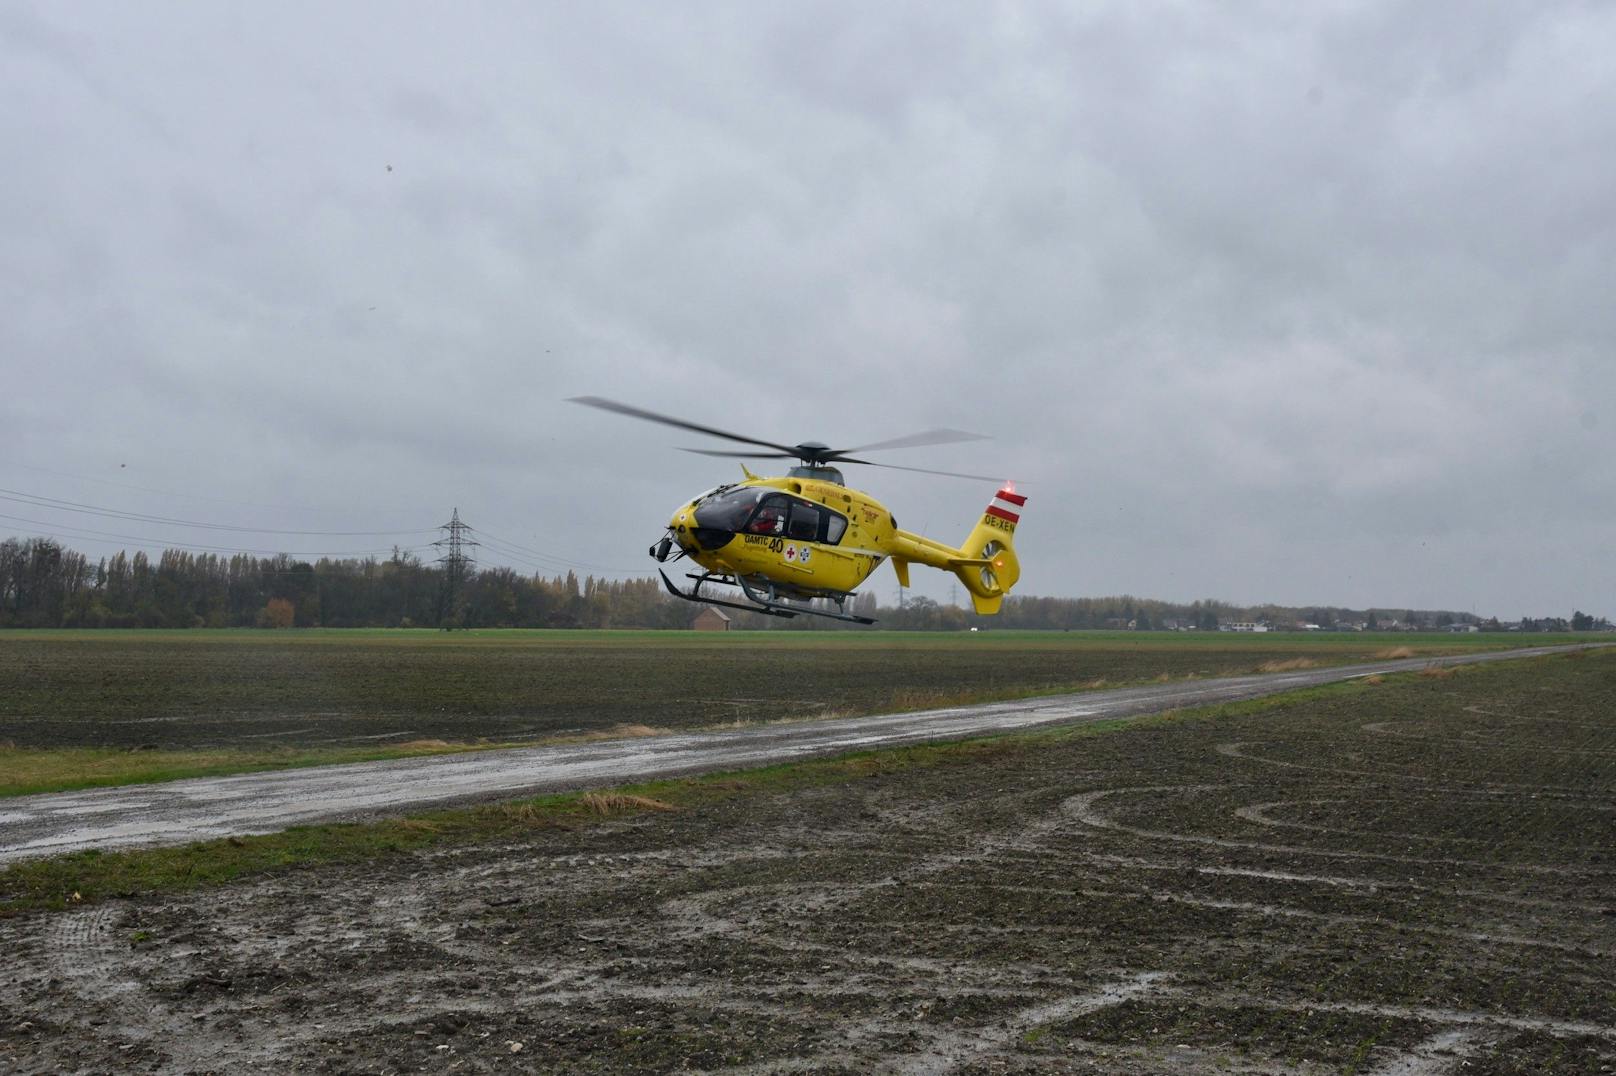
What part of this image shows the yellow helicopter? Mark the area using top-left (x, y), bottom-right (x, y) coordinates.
top-left (571, 397), bottom-right (1026, 624)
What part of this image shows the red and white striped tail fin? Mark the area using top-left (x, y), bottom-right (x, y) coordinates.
top-left (954, 485), bottom-right (1025, 615)
top-left (984, 486), bottom-right (1026, 529)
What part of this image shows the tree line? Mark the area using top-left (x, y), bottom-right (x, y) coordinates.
top-left (0, 538), bottom-right (690, 629)
top-left (0, 536), bottom-right (1607, 632)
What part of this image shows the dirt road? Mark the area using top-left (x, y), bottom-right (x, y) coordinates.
top-left (0, 644), bottom-right (1592, 863)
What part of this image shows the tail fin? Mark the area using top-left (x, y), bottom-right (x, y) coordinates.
top-left (953, 486), bottom-right (1025, 615)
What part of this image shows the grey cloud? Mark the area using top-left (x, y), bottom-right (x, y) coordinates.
top-left (3, 1), bottom-right (1612, 617)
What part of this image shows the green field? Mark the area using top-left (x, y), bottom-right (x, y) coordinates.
top-left (1, 628), bottom-right (1603, 796)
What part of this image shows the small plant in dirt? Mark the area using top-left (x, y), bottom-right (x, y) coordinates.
top-left (1257, 658), bottom-right (1318, 672)
top-left (579, 793), bottom-right (679, 815)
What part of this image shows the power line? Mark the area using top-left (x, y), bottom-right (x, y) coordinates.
top-left (4, 461), bottom-right (420, 516)
top-left (471, 532), bottom-right (598, 573)
top-left (1, 508), bottom-right (640, 575)
top-left (472, 533), bottom-right (635, 577)
top-left (1, 518), bottom-right (430, 559)
top-left (0, 488), bottom-right (654, 578)
top-left (0, 486), bottom-right (436, 537)
top-left (470, 526), bottom-right (617, 569)
top-left (474, 544), bottom-right (650, 580)
top-left (469, 525), bottom-right (654, 576)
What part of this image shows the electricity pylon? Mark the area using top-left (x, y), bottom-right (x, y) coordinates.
top-left (432, 507), bottom-right (478, 629)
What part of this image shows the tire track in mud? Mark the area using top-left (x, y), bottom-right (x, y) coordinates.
top-left (1362, 720), bottom-right (1616, 756)
top-left (1190, 992), bottom-right (1616, 1043)
top-left (277, 782), bottom-right (1180, 1072)
top-left (415, 769), bottom-right (1611, 1069)
top-left (1216, 740), bottom-right (1603, 796)
top-left (1463, 703), bottom-right (1609, 730)
top-left (259, 754), bottom-right (1610, 1071)
top-left (12, 793), bottom-right (1613, 1074)
top-left (1066, 785), bottom-right (1616, 876)
top-left (45, 906), bottom-right (225, 1072)
top-left (1362, 1029), bottom-right (1493, 1076)
top-left (49, 905), bottom-right (134, 1002)
top-left (886, 877), bottom-right (1602, 956)
top-left (1159, 861), bottom-right (1609, 916)
top-left (1232, 795), bottom-right (1614, 850)
top-left (885, 971), bottom-right (1171, 1076)
top-left (1048, 755), bottom-right (1616, 1069)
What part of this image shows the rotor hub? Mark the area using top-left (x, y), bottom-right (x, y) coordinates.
top-left (793, 441), bottom-right (832, 464)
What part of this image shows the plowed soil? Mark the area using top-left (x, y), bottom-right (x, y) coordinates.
top-left (3, 650), bottom-right (1613, 1074)
top-left (0, 629), bottom-right (1521, 749)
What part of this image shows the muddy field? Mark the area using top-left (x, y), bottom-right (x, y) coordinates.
top-left (3, 650), bottom-right (1614, 1074)
top-left (0, 629), bottom-right (1527, 749)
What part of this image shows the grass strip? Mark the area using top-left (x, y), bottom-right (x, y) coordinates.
top-left (0, 741), bottom-right (522, 799)
top-left (0, 725), bottom-right (676, 799)
top-left (0, 651), bottom-right (1578, 918)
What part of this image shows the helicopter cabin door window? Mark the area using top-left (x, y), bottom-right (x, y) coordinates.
top-left (786, 499), bottom-right (848, 545)
top-left (787, 503), bottom-right (820, 541)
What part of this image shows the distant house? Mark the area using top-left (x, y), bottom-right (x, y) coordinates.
top-left (691, 607), bottom-right (732, 632)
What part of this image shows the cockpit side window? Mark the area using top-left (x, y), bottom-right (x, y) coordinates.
top-left (790, 500), bottom-right (848, 544)
top-left (746, 494), bottom-right (790, 536)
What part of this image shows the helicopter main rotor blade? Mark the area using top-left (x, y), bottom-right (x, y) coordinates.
top-left (838, 458), bottom-right (1008, 483)
top-left (839, 428), bottom-right (990, 454)
top-left (686, 448), bottom-right (1002, 482)
top-left (574, 396), bottom-right (997, 477)
top-left (569, 396), bottom-right (803, 457)
top-left (678, 448), bottom-right (799, 460)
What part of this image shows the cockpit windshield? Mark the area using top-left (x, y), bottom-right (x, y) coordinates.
top-left (693, 487), bottom-right (848, 545)
top-left (691, 487), bottom-right (772, 532)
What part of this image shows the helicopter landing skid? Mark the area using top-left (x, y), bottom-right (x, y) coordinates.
top-left (658, 570), bottom-right (877, 625)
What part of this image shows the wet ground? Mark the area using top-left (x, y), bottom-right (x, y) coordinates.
top-left (2, 648), bottom-right (1614, 1074)
top-left (0, 647), bottom-right (1586, 863)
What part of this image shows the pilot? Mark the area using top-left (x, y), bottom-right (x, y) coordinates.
top-left (749, 505), bottom-right (784, 535)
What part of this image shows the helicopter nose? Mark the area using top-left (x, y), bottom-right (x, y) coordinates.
top-left (668, 510), bottom-right (694, 550)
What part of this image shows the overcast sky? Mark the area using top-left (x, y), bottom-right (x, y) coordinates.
top-left (3, 2), bottom-right (1612, 619)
